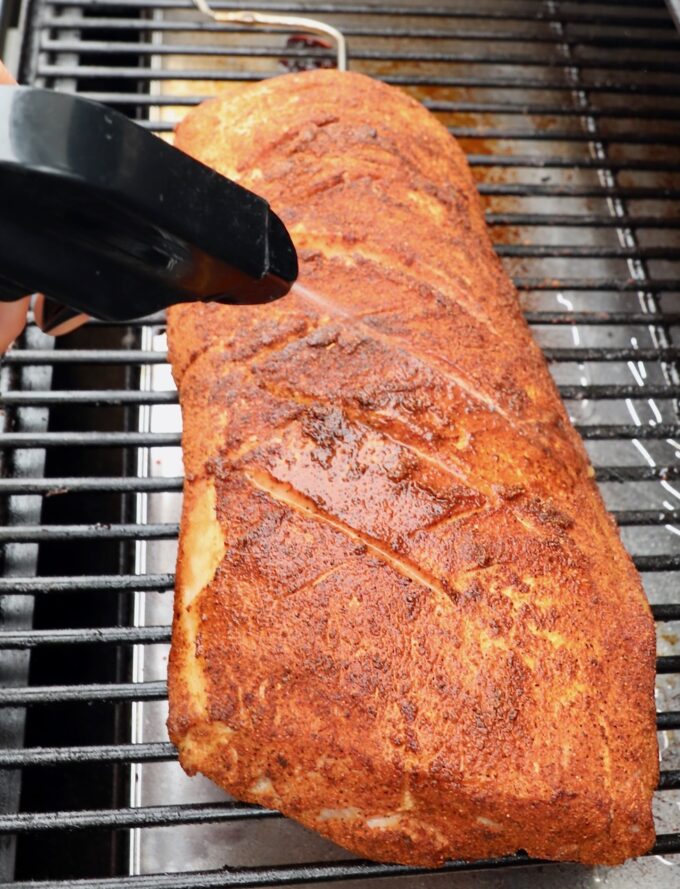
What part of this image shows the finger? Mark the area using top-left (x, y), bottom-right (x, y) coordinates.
top-left (34, 294), bottom-right (91, 336)
top-left (0, 61), bottom-right (17, 85)
top-left (1, 63), bottom-right (88, 346)
top-left (0, 296), bottom-right (31, 352)
top-left (0, 64), bottom-right (31, 353)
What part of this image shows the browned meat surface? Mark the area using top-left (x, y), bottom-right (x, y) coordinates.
top-left (166, 69), bottom-right (658, 867)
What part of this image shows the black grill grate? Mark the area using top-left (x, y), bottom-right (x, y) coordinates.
top-left (2, 0), bottom-right (680, 885)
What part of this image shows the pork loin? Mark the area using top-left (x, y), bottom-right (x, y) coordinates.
top-left (167, 69), bottom-right (658, 867)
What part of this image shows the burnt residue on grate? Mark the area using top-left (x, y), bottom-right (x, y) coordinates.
top-left (1, 0), bottom-right (680, 886)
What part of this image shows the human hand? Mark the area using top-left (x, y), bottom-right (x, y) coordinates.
top-left (0, 62), bottom-right (90, 352)
top-left (0, 60), bottom-right (14, 84)
top-left (0, 62), bottom-right (32, 353)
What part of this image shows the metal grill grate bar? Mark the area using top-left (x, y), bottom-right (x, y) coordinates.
top-left (1, 737), bottom-right (679, 775)
top-left (5, 341), bottom-right (680, 367)
top-left (1, 679), bottom-right (679, 711)
top-left (66, 89), bottom-right (680, 116)
top-left (0, 743), bottom-right (176, 767)
top-left (487, 214), bottom-right (680, 228)
top-left (0, 575), bottom-right (679, 599)
top-left (38, 16), bottom-right (680, 47)
top-left (6, 424), bottom-right (680, 449)
top-left (0, 626), bottom-right (171, 648)
top-left (526, 312), bottom-right (680, 322)
top-left (507, 248), bottom-right (680, 259)
top-left (14, 305), bottom-right (680, 326)
top-left (39, 0), bottom-right (677, 25)
top-left (2, 624), bottom-right (680, 651)
top-left (3, 522), bottom-right (680, 549)
top-left (6, 779), bottom-right (680, 834)
top-left (68, 90), bottom-right (680, 121)
top-left (4, 840), bottom-right (680, 889)
top-left (2, 351), bottom-right (169, 365)
top-left (0, 802), bottom-right (276, 833)
top-left (22, 302), bottom-right (680, 328)
top-left (0, 681), bottom-right (169, 705)
top-left (4, 527), bottom-right (680, 549)
top-left (0, 858), bottom-right (575, 889)
top-left (0, 575), bottom-right (175, 593)
top-left (2, 465), bottom-right (679, 494)
top-left (35, 40), bottom-right (680, 75)
top-left (3, 509), bottom-right (680, 546)
top-left (0, 477), bottom-right (185, 493)
top-left (33, 65), bottom-right (680, 101)
top-left (0, 392), bottom-right (179, 406)
top-left (6, 380), bottom-right (680, 406)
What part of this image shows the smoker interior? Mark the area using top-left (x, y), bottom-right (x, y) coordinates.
top-left (1, 0), bottom-right (680, 886)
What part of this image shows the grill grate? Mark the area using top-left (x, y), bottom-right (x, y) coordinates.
top-left (2, 0), bottom-right (680, 885)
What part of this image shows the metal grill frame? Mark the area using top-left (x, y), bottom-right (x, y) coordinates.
top-left (2, 0), bottom-right (680, 885)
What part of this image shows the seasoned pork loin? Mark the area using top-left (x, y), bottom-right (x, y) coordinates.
top-left (167, 69), bottom-right (657, 867)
